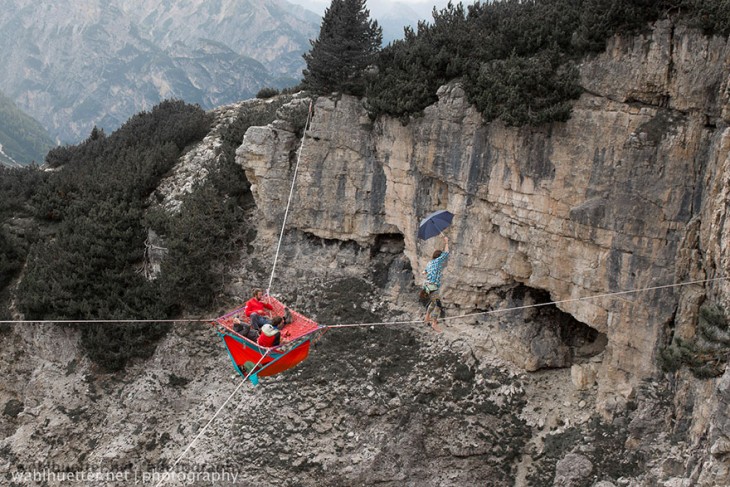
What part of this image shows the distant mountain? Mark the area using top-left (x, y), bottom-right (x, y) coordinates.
top-left (0, 0), bottom-right (319, 142)
top-left (374, 1), bottom-right (428, 44)
top-left (121, 0), bottom-right (321, 76)
top-left (0, 91), bottom-right (54, 167)
top-left (288, 0), bottom-right (455, 43)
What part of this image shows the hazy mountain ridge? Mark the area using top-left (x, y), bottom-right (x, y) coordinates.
top-left (0, 0), bottom-right (318, 142)
top-left (0, 90), bottom-right (54, 167)
top-left (123, 0), bottom-right (320, 75)
top-left (291, 0), bottom-right (450, 43)
top-left (371, 0), bottom-right (426, 43)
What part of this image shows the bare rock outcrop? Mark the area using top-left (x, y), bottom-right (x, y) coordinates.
top-left (238, 20), bottom-right (730, 429)
top-left (8, 20), bottom-right (730, 487)
top-left (553, 452), bottom-right (593, 487)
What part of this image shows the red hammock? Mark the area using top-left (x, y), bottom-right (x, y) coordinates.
top-left (214, 296), bottom-right (323, 384)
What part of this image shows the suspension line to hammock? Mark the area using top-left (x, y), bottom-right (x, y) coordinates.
top-left (0, 318), bottom-right (214, 324)
top-left (153, 349), bottom-right (271, 487)
top-left (266, 100), bottom-right (314, 297)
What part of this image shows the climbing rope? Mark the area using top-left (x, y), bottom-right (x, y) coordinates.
top-left (266, 100), bottom-right (314, 297)
top-left (0, 318), bottom-right (212, 324)
top-left (3, 276), bottom-right (727, 328)
top-left (324, 276), bottom-right (730, 329)
top-left (153, 349), bottom-right (271, 487)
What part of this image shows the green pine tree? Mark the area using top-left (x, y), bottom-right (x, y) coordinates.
top-left (659, 303), bottom-right (730, 379)
top-left (302, 0), bottom-right (382, 96)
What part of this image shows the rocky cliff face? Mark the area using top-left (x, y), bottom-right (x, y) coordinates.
top-left (237, 20), bottom-right (730, 484)
top-left (3, 20), bottom-right (730, 487)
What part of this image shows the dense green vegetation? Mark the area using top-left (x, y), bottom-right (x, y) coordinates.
top-left (0, 165), bottom-right (43, 320)
top-left (0, 91), bottom-right (55, 166)
top-left (3, 0), bottom-right (730, 371)
top-left (1, 98), bottom-right (291, 371)
top-left (359, 0), bottom-right (730, 125)
top-left (660, 303), bottom-right (730, 379)
top-left (153, 97), bottom-right (294, 315)
top-left (302, 0), bottom-right (382, 96)
top-left (256, 87), bottom-right (280, 99)
top-left (15, 100), bottom-right (212, 370)
top-left (153, 161), bottom-right (249, 313)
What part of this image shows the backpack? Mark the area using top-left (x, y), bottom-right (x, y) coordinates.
top-left (418, 288), bottom-right (430, 307)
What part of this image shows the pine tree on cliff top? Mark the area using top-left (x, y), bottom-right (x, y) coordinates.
top-left (302, 0), bottom-right (382, 96)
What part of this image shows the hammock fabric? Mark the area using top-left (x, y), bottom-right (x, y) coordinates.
top-left (214, 296), bottom-right (323, 385)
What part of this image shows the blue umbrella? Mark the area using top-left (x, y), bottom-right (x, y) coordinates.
top-left (418, 210), bottom-right (454, 240)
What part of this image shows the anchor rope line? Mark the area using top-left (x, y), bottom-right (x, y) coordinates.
top-left (3, 277), bottom-right (727, 327)
top-left (154, 349), bottom-right (271, 487)
top-left (0, 318), bottom-right (214, 324)
top-left (324, 276), bottom-right (730, 329)
top-left (266, 100), bottom-right (314, 297)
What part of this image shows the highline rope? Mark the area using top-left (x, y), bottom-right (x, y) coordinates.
top-left (2, 276), bottom-right (727, 328)
top-left (266, 100), bottom-right (314, 297)
top-left (324, 276), bottom-right (730, 329)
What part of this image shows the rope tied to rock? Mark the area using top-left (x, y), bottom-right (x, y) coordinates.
top-left (153, 349), bottom-right (271, 487)
top-left (3, 276), bottom-right (727, 327)
top-left (266, 100), bottom-right (314, 297)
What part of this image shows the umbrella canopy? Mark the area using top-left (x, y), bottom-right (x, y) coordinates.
top-left (418, 210), bottom-right (454, 240)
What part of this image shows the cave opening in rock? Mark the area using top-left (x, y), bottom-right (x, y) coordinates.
top-left (370, 233), bottom-right (408, 289)
top-left (493, 284), bottom-right (607, 370)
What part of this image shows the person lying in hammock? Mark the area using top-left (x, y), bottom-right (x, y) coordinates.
top-left (245, 288), bottom-right (292, 331)
top-left (258, 321), bottom-right (282, 348)
top-left (233, 315), bottom-right (259, 340)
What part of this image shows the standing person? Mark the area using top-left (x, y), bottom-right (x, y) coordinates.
top-left (245, 289), bottom-right (274, 331)
top-left (422, 235), bottom-right (449, 332)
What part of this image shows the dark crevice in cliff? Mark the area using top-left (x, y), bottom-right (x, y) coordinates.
top-left (581, 88), bottom-right (684, 114)
top-left (371, 233), bottom-right (405, 257)
top-left (692, 131), bottom-right (716, 219)
top-left (667, 23), bottom-right (675, 89)
top-left (492, 284), bottom-right (607, 369)
top-left (657, 308), bottom-right (678, 366)
top-left (370, 233), bottom-right (409, 290)
top-left (293, 230), bottom-right (410, 296)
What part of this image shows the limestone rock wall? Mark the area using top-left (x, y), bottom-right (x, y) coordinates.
top-left (238, 96), bottom-right (397, 244)
top-left (237, 22), bottom-right (730, 423)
